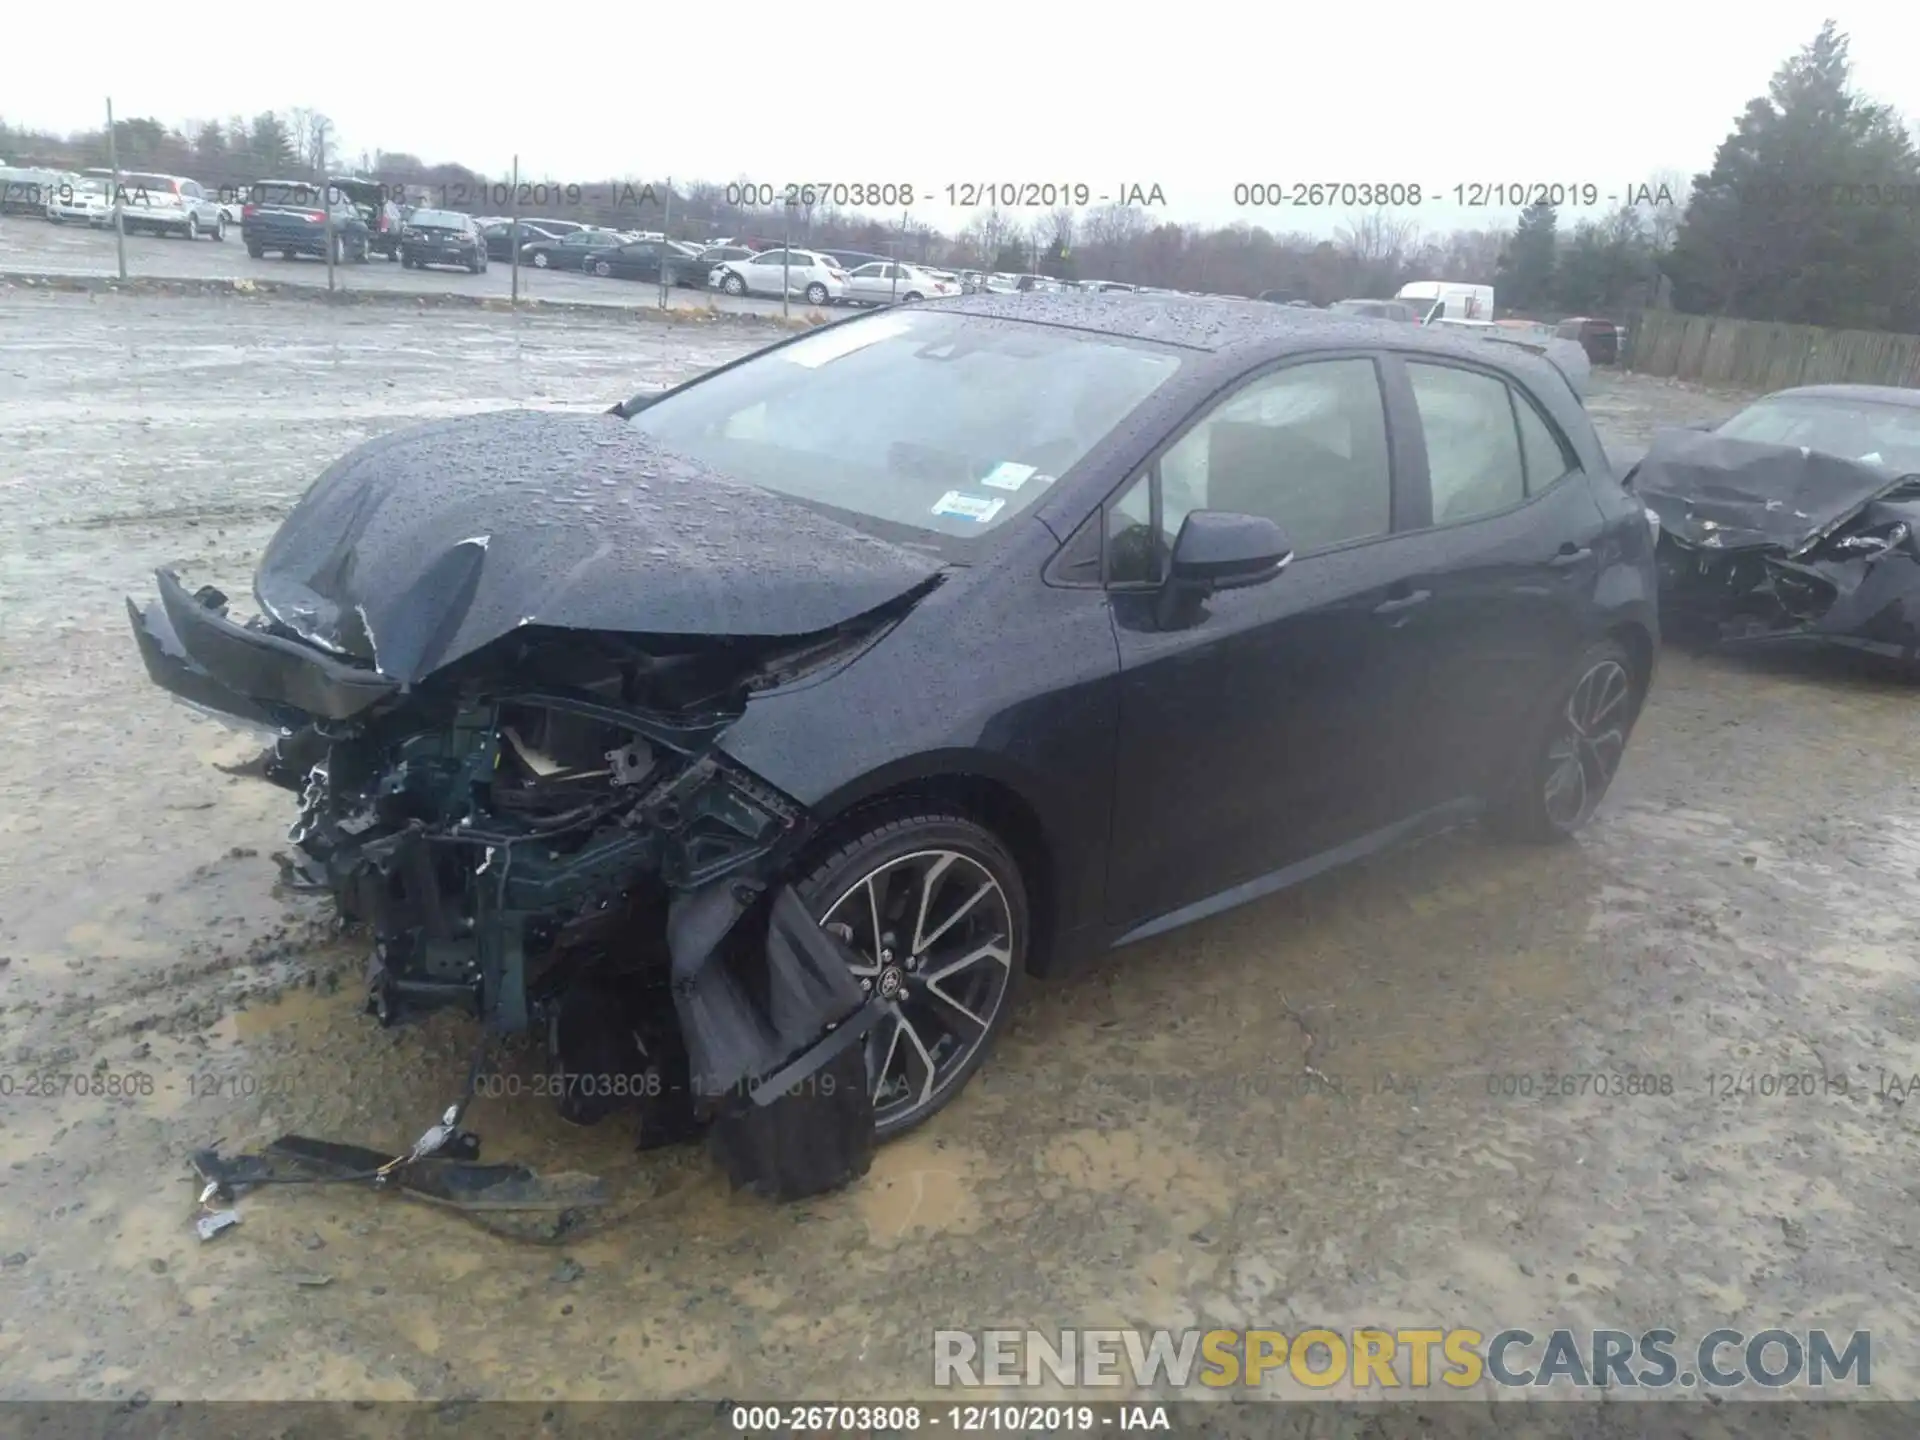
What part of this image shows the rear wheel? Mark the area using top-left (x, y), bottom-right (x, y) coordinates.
top-left (902, 290), bottom-right (923, 302)
top-left (1487, 639), bottom-right (1643, 842)
top-left (805, 281), bottom-right (829, 306)
top-left (185, 215), bottom-right (199, 241)
top-left (532, 251), bottom-right (550, 269)
top-left (246, 243), bottom-right (263, 259)
top-left (212, 217), bottom-right (226, 242)
top-left (795, 811), bottom-right (1028, 1139)
top-left (280, 250), bottom-right (297, 261)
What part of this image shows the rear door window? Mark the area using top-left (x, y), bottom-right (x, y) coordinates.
top-left (1406, 362), bottom-right (1527, 523)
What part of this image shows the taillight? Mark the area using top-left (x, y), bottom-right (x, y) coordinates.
top-left (304, 210), bottom-right (325, 221)
top-left (241, 204), bottom-right (256, 219)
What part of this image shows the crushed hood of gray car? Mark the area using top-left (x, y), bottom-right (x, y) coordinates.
top-left (254, 409), bottom-right (945, 685)
top-left (1631, 428), bottom-right (1920, 651)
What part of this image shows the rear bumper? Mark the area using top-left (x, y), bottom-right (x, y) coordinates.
top-left (126, 568), bottom-right (398, 727)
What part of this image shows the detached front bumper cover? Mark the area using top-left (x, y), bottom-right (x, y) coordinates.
top-left (128, 568), bottom-right (397, 727)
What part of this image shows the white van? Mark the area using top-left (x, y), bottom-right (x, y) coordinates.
top-left (1395, 280), bottom-right (1494, 322)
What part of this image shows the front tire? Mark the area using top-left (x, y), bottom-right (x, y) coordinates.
top-left (722, 270), bottom-right (746, 296)
top-left (532, 251), bottom-right (550, 269)
top-left (1487, 639), bottom-right (1643, 842)
top-left (793, 810), bottom-right (1028, 1140)
top-left (593, 259), bottom-right (611, 276)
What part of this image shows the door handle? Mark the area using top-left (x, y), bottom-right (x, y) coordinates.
top-left (1549, 545), bottom-right (1594, 567)
top-left (1372, 588), bottom-right (1432, 615)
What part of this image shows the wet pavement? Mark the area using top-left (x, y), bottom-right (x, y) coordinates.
top-left (0, 212), bottom-right (811, 318)
top-left (1, 291), bottom-right (1917, 1405)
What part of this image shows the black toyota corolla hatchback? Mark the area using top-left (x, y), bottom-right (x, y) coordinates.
top-left (128, 294), bottom-right (1658, 1200)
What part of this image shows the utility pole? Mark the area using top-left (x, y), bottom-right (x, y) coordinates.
top-left (510, 154), bottom-right (521, 306)
top-left (104, 97), bottom-right (127, 280)
top-left (319, 118), bottom-right (335, 291)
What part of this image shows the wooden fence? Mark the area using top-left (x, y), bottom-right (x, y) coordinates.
top-left (1625, 310), bottom-right (1920, 390)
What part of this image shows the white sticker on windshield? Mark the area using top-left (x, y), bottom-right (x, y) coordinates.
top-left (781, 314), bottom-right (914, 368)
top-left (979, 461), bottom-right (1038, 492)
top-left (931, 491), bottom-right (1006, 524)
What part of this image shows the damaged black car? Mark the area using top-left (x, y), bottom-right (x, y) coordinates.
top-left (1626, 384), bottom-right (1920, 656)
top-left (129, 295), bottom-right (1658, 1203)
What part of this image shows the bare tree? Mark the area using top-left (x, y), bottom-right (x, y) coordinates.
top-left (1637, 168), bottom-right (1689, 251)
top-left (959, 207), bottom-right (1019, 266)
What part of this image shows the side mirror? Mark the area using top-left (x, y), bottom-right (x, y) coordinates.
top-left (609, 392), bottom-right (662, 418)
top-left (1170, 510), bottom-right (1293, 590)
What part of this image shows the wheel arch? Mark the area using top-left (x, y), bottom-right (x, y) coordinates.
top-left (785, 758), bottom-right (1062, 980)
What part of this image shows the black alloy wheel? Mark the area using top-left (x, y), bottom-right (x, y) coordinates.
top-left (1490, 639), bottom-right (1642, 841)
top-left (799, 813), bottom-right (1027, 1138)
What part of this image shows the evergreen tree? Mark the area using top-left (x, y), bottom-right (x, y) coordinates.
top-left (1663, 20), bottom-right (1920, 332)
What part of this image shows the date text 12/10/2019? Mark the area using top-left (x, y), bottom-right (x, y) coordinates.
top-left (1228, 182), bottom-right (1679, 209)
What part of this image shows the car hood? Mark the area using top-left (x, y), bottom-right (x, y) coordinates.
top-left (254, 409), bottom-right (946, 684)
top-left (1631, 427), bottom-right (1913, 552)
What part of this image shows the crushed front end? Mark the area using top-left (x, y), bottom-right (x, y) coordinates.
top-left (128, 569), bottom-right (895, 1200)
top-left (1651, 487), bottom-right (1920, 652)
top-left (1632, 428), bottom-right (1920, 656)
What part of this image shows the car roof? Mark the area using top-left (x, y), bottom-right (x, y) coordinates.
top-left (1766, 384), bottom-right (1920, 408)
top-left (934, 291), bottom-right (1572, 373)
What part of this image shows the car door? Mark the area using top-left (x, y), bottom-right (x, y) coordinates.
top-left (744, 249), bottom-right (787, 293)
top-left (1104, 353), bottom-right (1439, 933)
top-left (847, 262), bottom-right (884, 302)
top-left (1376, 353), bottom-right (1609, 812)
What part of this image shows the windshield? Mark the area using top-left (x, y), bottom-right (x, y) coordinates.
top-left (1716, 395), bottom-right (1920, 472)
top-left (408, 209), bottom-right (466, 229)
top-left (628, 310), bottom-right (1183, 548)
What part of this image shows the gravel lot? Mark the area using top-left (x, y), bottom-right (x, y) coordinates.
top-left (1, 290), bottom-right (1916, 1408)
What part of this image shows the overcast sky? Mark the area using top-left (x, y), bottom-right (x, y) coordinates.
top-left (6, 2), bottom-right (1917, 239)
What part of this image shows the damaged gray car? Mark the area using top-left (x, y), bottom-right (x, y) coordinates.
top-left (129, 296), bottom-right (1658, 1211)
top-left (1626, 385), bottom-right (1920, 656)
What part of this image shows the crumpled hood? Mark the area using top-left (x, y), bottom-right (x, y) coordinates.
top-left (1632, 428), bottom-right (1911, 552)
top-left (254, 409), bottom-right (944, 683)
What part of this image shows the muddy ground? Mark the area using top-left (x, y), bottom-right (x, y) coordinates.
top-left (0, 291), bottom-right (1916, 1407)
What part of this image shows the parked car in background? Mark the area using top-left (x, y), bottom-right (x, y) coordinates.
top-left (817, 248), bottom-right (892, 273)
top-left (1556, 316), bottom-right (1622, 365)
top-left (585, 238), bottom-right (707, 285)
top-left (480, 219), bottom-right (565, 261)
top-left (522, 217), bottom-right (588, 236)
top-left (400, 208), bottom-right (488, 273)
top-left (843, 261), bottom-right (958, 305)
top-left (330, 178), bottom-right (404, 261)
top-left (48, 176), bottom-right (113, 226)
top-left (519, 228), bottom-right (627, 270)
top-left (1328, 298), bottom-right (1421, 322)
top-left (697, 244), bottom-right (756, 270)
top-left (118, 173), bottom-right (227, 240)
top-left (0, 166), bottom-right (65, 214)
top-left (1626, 385), bottom-right (1920, 654)
top-left (712, 249), bottom-right (850, 305)
top-left (1396, 280), bottom-right (1495, 322)
top-left (242, 181), bottom-right (371, 263)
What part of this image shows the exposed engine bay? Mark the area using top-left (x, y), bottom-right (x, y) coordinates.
top-left (1630, 429), bottom-right (1920, 654)
top-left (135, 575), bottom-right (911, 1202)
top-left (121, 406), bottom-right (980, 1208)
